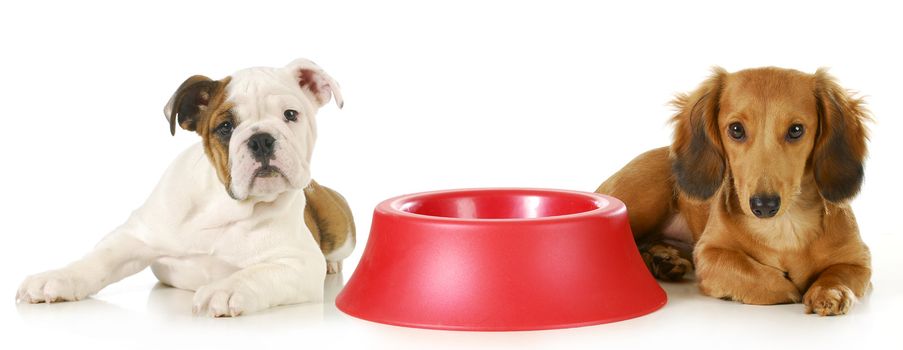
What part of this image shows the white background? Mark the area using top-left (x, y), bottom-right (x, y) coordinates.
top-left (1, 0), bottom-right (901, 349)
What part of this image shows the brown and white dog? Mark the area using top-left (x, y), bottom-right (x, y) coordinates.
top-left (596, 67), bottom-right (871, 316)
top-left (17, 58), bottom-right (355, 317)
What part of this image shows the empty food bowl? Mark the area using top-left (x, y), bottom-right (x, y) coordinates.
top-left (335, 188), bottom-right (666, 331)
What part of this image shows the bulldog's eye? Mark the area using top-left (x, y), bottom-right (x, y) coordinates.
top-left (216, 121), bottom-right (233, 137)
top-left (787, 124), bottom-right (804, 141)
top-left (728, 122), bottom-right (746, 141)
top-left (284, 109), bottom-right (299, 122)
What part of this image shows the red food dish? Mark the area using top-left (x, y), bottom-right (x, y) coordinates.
top-left (335, 188), bottom-right (666, 331)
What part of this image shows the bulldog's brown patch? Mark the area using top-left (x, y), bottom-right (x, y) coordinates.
top-left (166, 76), bottom-right (235, 194)
top-left (304, 180), bottom-right (355, 258)
top-left (198, 89), bottom-right (235, 195)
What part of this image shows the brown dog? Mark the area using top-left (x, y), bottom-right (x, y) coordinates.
top-left (596, 67), bottom-right (871, 316)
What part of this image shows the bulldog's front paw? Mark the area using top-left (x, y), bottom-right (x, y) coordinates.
top-left (193, 279), bottom-right (262, 317)
top-left (17, 269), bottom-right (92, 303)
top-left (804, 284), bottom-right (856, 316)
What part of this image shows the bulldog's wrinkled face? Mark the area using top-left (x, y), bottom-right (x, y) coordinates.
top-left (164, 59), bottom-right (343, 200)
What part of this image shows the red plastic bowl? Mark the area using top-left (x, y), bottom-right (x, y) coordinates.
top-left (335, 188), bottom-right (666, 331)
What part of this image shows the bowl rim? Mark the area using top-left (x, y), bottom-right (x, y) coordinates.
top-left (376, 188), bottom-right (625, 224)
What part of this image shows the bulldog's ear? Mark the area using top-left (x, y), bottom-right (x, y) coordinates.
top-left (163, 75), bottom-right (223, 136)
top-left (284, 58), bottom-right (344, 109)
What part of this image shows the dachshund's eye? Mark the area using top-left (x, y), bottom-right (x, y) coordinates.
top-left (728, 122), bottom-right (746, 141)
top-left (284, 109), bottom-right (298, 122)
top-left (216, 121), bottom-right (233, 138)
top-left (787, 124), bottom-right (804, 141)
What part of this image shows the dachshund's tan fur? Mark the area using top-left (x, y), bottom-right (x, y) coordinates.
top-left (597, 67), bottom-right (871, 316)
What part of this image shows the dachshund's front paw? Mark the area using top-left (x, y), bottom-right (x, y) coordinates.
top-left (642, 244), bottom-right (692, 281)
top-left (804, 285), bottom-right (855, 316)
top-left (697, 268), bottom-right (801, 305)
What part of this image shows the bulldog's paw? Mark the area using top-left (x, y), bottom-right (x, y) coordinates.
top-left (804, 284), bottom-right (856, 316)
top-left (17, 269), bottom-right (92, 304)
top-left (326, 260), bottom-right (342, 274)
top-left (193, 279), bottom-right (262, 317)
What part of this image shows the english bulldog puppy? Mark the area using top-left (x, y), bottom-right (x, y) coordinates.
top-left (17, 58), bottom-right (355, 317)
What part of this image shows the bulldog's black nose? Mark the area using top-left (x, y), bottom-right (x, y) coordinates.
top-left (248, 133), bottom-right (276, 161)
top-left (749, 194), bottom-right (781, 218)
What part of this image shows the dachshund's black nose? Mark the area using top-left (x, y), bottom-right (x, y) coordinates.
top-left (750, 195), bottom-right (781, 218)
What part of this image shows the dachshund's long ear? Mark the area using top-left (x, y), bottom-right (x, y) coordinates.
top-left (670, 67), bottom-right (728, 200)
top-left (813, 69), bottom-right (869, 202)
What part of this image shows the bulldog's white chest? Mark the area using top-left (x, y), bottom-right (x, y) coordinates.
top-left (135, 144), bottom-right (318, 290)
